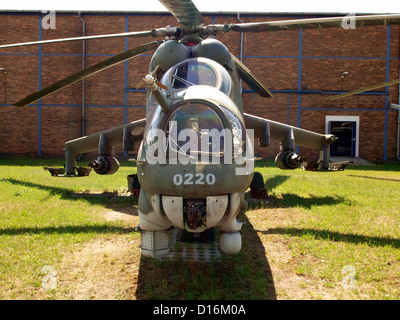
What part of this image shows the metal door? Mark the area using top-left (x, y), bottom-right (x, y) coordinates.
top-left (329, 121), bottom-right (356, 157)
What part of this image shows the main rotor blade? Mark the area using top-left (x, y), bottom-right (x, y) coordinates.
top-left (228, 14), bottom-right (400, 33)
top-left (159, 0), bottom-right (204, 26)
top-left (327, 78), bottom-right (400, 101)
top-left (13, 41), bottom-right (162, 107)
top-left (0, 30), bottom-right (158, 49)
top-left (231, 54), bottom-right (273, 98)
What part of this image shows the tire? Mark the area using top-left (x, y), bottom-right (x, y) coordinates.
top-left (250, 171), bottom-right (264, 190)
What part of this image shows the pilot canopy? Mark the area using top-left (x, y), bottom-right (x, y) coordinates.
top-left (140, 86), bottom-right (247, 165)
top-left (162, 57), bottom-right (232, 97)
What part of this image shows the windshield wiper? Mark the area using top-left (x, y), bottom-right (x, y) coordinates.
top-left (167, 135), bottom-right (196, 161)
top-left (172, 74), bottom-right (196, 87)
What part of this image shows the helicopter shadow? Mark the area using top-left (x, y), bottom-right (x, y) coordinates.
top-left (1, 178), bottom-right (138, 216)
top-left (259, 227), bottom-right (400, 249)
top-left (259, 174), bottom-right (349, 209)
top-left (135, 212), bottom-right (276, 300)
top-left (264, 174), bottom-right (291, 192)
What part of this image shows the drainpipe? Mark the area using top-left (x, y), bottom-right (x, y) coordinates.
top-left (391, 103), bottom-right (400, 162)
top-left (390, 45), bottom-right (400, 162)
top-left (0, 68), bottom-right (6, 103)
top-left (78, 12), bottom-right (86, 137)
top-left (237, 13), bottom-right (244, 94)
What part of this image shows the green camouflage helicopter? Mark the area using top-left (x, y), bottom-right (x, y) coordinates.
top-left (2, 0), bottom-right (400, 257)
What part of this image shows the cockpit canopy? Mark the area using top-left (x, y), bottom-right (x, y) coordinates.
top-left (139, 97), bottom-right (247, 165)
top-left (166, 103), bottom-right (225, 156)
top-left (162, 57), bottom-right (232, 96)
top-left (171, 60), bottom-right (217, 89)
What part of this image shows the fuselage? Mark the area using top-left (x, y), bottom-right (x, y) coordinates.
top-left (137, 39), bottom-right (254, 198)
top-left (136, 38), bottom-right (253, 240)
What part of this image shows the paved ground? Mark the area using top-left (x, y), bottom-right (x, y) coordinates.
top-left (330, 156), bottom-right (374, 166)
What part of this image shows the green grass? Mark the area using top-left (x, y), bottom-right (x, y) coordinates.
top-left (251, 160), bottom-right (400, 299)
top-left (0, 157), bottom-right (139, 299)
top-left (0, 157), bottom-right (400, 299)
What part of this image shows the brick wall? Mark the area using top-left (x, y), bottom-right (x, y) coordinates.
top-left (0, 11), bottom-right (399, 162)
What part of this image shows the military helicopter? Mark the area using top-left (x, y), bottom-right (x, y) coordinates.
top-left (2, 0), bottom-right (400, 258)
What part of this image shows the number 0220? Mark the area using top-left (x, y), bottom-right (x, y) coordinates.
top-left (173, 173), bottom-right (216, 186)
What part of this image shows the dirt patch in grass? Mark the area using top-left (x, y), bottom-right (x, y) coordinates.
top-left (57, 207), bottom-right (141, 300)
top-left (58, 236), bottom-right (140, 299)
top-left (102, 205), bottom-right (138, 222)
top-left (56, 204), bottom-right (393, 300)
top-left (56, 206), bottom-right (333, 300)
top-left (246, 208), bottom-right (326, 299)
top-left (262, 238), bottom-right (339, 299)
top-left (247, 206), bottom-right (400, 299)
top-left (243, 207), bottom-right (360, 299)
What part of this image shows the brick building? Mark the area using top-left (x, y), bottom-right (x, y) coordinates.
top-left (0, 10), bottom-right (399, 162)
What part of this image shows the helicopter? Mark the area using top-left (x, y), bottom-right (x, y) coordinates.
top-left (2, 0), bottom-right (400, 258)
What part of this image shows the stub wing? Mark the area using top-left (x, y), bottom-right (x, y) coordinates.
top-left (63, 118), bottom-right (146, 175)
top-left (243, 113), bottom-right (351, 171)
top-left (244, 113), bottom-right (335, 149)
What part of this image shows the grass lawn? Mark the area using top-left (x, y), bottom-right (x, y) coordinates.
top-left (0, 157), bottom-right (399, 299)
